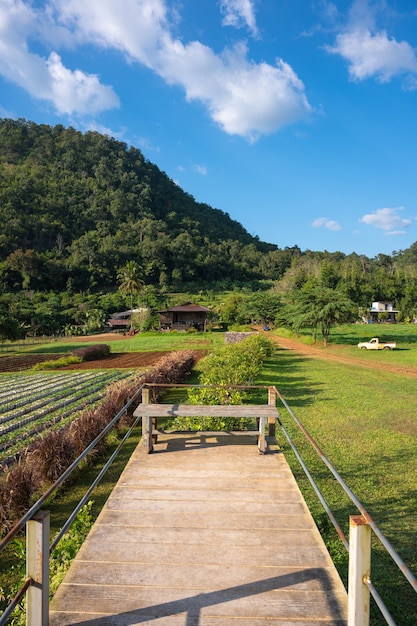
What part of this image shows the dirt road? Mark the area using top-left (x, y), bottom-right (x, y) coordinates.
top-left (269, 333), bottom-right (417, 379)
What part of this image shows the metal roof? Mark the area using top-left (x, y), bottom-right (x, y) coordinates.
top-left (159, 302), bottom-right (210, 313)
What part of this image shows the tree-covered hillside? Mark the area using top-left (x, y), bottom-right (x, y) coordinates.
top-left (0, 118), bottom-right (280, 292)
top-left (1, 117), bottom-right (417, 339)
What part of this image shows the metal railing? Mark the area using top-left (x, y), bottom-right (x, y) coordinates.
top-left (1, 382), bottom-right (416, 626)
top-left (273, 385), bottom-right (417, 626)
top-left (0, 383), bottom-right (145, 626)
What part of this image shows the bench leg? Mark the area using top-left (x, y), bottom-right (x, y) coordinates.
top-left (258, 415), bottom-right (267, 454)
top-left (142, 415), bottom-right (154, 453)
top-left (152, 417), bottom-right (158, 444)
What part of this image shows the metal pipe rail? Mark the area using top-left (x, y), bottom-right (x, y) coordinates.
top-left (273, 385), bottom-right (417, 626)
top-left (1, 381), bottom-right (417, 626)
top-left (0, 383), bottom-right (145, 626)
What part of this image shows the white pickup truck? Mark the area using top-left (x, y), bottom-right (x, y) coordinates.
top-left (357, 337), bottom-right (397, 350)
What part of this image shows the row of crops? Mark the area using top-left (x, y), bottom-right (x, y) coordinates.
top-left (0, 370), bottom-right (135, 465)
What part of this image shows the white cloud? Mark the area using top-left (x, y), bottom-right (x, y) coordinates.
top-left (326, 0), bottom-right (417, 85)
top-left (319, 1), bottom-right (339, 23)
top-left (51, 0), bottom-right (167, 66)
top-left (46, 52), bottom-right (119, 115)
top-left (328, 28), bottom-right (417, 83)
top-left (360, 207), bottom-right (411, 234)
top-left (0, 0), bottom-right (119, 115)
top-left (156, 39), bottom-right (311, 141)
top-left (0, 0), bottom-right (311, 139)
top-left (220, 0), bottom-right (259, 37)
top-left (312, 217), bottom-right (342, 231)
top-left (192, 163), bottom-right (207, 175)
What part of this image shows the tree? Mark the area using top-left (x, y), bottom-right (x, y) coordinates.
top-left (7, 249), bottom-right (40, 289)
top-left (217, 293), bottom-right (248, 326)
top-left (247, 291), bottom-right (281, 326)
top-left (283, 287), bottom-right (357, 346)
top-left (0, 299), bottom-right (21, 340)
top-left (116, 261), bottom-right (144, 324)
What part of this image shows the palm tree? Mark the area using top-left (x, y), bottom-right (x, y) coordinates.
top-left (117, 261), bottom-right (144, 327)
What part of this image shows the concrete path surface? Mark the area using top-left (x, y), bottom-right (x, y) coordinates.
top-left (50, 432), bottom-right (348, 625)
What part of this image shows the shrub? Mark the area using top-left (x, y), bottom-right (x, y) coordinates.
top-left (30, 430), bottom-right (77, 484)
top-left (188, 334), bottom-right (273, 404)
top-left (31, 355), bottom-right (82, 370)
top-left (65, 405), bottom-right (109, 459)
top-left (71, 344), bottom-right (111, 362)
top-left (171, 335), bottom-right (274, 431)
top-left (0, 350), bottom-right (197, 536)
top-left (0, 464), bottom-right (38, 532)
top-left (49, 501), bottom-right (94, 595)
top-left (143, 350), bottom-right (196, 401)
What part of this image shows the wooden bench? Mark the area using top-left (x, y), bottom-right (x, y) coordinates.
top-left (133, 403), bottom-right (279, 454)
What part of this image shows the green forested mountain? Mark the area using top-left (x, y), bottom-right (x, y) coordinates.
top-left (1, 117), bottom-right (417, 338)
top-left (0, 118), bottom-right (281, 292)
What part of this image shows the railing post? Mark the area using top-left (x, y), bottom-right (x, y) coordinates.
top-left (26, 510), bottom-right (50, 626)
top-left (268, 387), bottom-right (277, 438)
top-left (258, 415), bottom-right (266, 454)
top-left (141, 387), bottom-right (153, 453)
top-left (348, 515), bottom-right (371, 626)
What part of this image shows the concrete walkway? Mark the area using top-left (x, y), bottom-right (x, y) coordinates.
top-left (50, 432), bottom-right (348, 625)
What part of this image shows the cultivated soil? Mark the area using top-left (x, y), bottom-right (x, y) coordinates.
top-left (0, 331), bottom-right (208, 373)
top-left (0, 331), bottom-right (415, 377)
top-left (0, 351), bottom-right (171, 373)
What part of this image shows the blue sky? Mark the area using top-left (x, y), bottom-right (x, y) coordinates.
top-left (1, 0), bottom-right (417, 258)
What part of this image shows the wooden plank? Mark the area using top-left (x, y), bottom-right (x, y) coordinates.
top-left (134, 403), bottom-right (278, 454)
top-left (50, 432), bottom-right (348, 625)
top-left (134, 403), bottom-right (279, 418)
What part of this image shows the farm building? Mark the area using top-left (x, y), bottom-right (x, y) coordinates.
top-left (369, 301), bottom-right (398, 323)
top-left (108, 309), bottom-right (147, 329)
top-left (158, 303), bottom-right (210, 331)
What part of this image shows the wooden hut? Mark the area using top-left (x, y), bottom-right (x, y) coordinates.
top-left (158, 302), bottom-right (210, 331)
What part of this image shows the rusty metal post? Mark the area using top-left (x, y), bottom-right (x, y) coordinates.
top-left (26, 511), bottom-right (50, 626)
top-left (348, 515), bottom-right (371, 626)
top-left (141, 387), bottom-right (153, 453)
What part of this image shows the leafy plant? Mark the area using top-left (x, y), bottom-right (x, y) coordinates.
top-left (170, 335), bottom-right (273, 430)
top-left (31, 355), bottom-right (82, 370)
top-left (71, 344), bottom-right (110, 361)
top-left (49, 501), bottom-right (94, 595)
top-left (0, 503), bottom-right (95, 625)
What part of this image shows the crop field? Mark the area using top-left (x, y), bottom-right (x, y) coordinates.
top-left (0, 370), bottom-right (134, 465)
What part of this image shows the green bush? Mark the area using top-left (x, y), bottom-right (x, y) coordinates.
top-left (171, 335), bottom-right (274, 431)
top-left (0, 350), bottom-right (197, 536)
top-left (31, 355), bottom-right (82, 370)
top-left (71, 344), bottom-right (111, 361)
top-left (50, 501), bottom-right (94, 595)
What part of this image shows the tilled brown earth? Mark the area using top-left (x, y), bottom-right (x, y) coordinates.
top-left (61, 352), bottom-right (172, 370)
top-left (0, 350), bottom-right (207, 372)
top-left (0, 354), bottom-right (64, 372)
top-left (0, 352), bottom-right (169, 372)
top-left (1, 331), bottom-right (414, 378)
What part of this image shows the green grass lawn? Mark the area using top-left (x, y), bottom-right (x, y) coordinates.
top-left (2, 326), bottom-right (417, 624)
top-left (259, 346), bottom-right (417, 625)
top-left (274, 322), bottom-right (417, 367)
top-left (276, 321), bottom-right (417, 347)
top-left (1, 330), bottom-right (225, 355)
